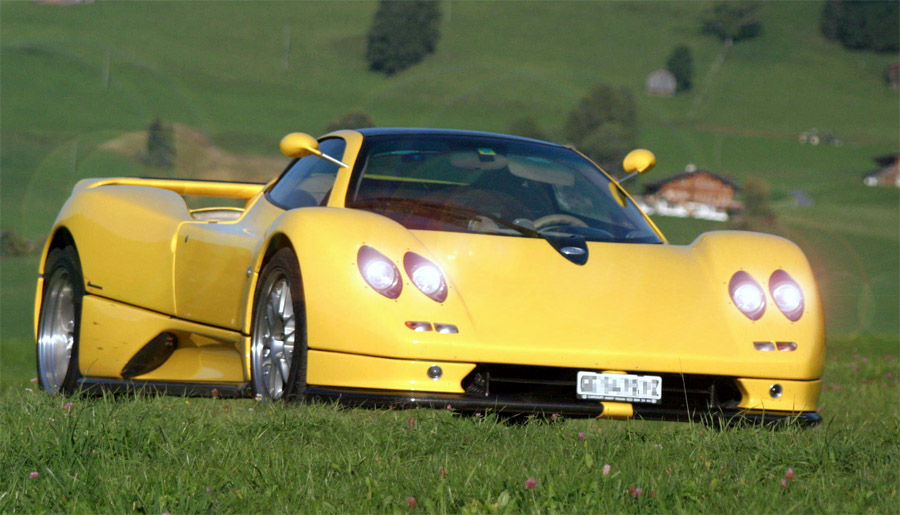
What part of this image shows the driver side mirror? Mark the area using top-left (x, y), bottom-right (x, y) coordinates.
top-left (280, 132), bottom-right (349, 168)
top-left (280, 132), bottom-right (321, 158)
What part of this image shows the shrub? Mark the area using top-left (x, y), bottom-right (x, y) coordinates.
top-left (666, 45), bottom-right (693, 93)
top-left (507, 117), bottom-right (547, 141)
top-left (731, 177), bottom-right (776, 229)
top-left (820, 0), bottom-right (899, 52)
top-left (366, 0), bottom-right (442, 75)
top-left (143, 117), bottom-right (175, 169)
top-left (701, 1), bottom-right (764, 43)
top-left (0, 230), bottom-right (35, 257)
top-left (563, 83), bottom-right (637, 171)
top-left (325, 110), bottom-right (376, 132)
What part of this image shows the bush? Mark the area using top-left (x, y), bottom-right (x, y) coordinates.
top-left (507, 118), bottom-right (547, 141)
top-left (731, 177), bottom-right (776, 229)
top-left (325, 110), bottom-right (376, 132)
top-left (366, 0), bottom-right (442, 75)
top-left (666, 45), bottom-right (693, 93)
top-left (820, 0), bottom-right (899, 52)
top-left (701, 1), bottom-right (763, 43)
top-left (563, 83), bottom-right (637, 171)
top-left (0, 230), bottom-right (35, 257)
top-left (142, 117), bottom-right (175, 169)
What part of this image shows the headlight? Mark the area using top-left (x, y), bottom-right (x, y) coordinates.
top-left (358, 246), bottom-right (402, 299)
top-left (403, 252), bottom-right (448, 302)
top-left (769, 270), bottom-right (804, 321)
top-left (729, 271), bottom-right (766, 320)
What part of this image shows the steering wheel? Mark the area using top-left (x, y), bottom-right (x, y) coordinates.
top-left (533, 213), bottom-right (589, 230)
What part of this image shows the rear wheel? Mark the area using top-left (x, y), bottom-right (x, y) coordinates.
top-left (36, 246), bottom-right (84, 394)
top-left (250, 247), bottom-right (307, 401)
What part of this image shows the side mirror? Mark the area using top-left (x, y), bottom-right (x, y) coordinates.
top-left (279, 132), bottom-right (349, 168)
top-left (622, 149), bottom-right (656, 175)
top-left (280, 132), bottom-right (321, 158)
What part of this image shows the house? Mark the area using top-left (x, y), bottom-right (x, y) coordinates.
top-left (645, 69), bottom-right (676, 97)
top-left (639, 165), bottom-right (742, 221)
top-left (864, 152), bottom-right (900, 188)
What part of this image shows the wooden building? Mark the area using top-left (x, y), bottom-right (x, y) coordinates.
top-left (639, 166), bottom-right (742, 221)
top-left (864, 152), bottom-right (899, 188)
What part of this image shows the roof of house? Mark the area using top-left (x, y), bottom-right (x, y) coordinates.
top-left (873, 152), bottom-right (900, 167)
top-left (643, 169), bottom-right (740, 194)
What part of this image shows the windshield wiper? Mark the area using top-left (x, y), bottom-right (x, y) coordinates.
top-left (352, 197), bottom-right (589, 265)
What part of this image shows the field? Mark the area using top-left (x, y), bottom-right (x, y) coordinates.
top-left (1, 336), bottom-right (898, 513)
top-left (1, 1), bottom-right (898, 512)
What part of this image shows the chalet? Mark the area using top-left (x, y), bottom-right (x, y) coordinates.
top-left (639, 165), bottom-right (742, 222)
top-left (645, 69), bottom-right (676, 97)
top-left (864, 152), bottom-right (900, 188)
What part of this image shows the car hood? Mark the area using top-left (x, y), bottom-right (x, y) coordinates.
top-left (276, 208), bottom-right (824, 381)
top-left (406, 230), bottom-right (824, 380)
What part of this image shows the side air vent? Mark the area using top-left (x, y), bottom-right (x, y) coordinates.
top-left (121, 332), bottom-right (178, 379)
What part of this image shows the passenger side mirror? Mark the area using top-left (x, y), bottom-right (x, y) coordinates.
top-left (619, 149), bottom-right (656, 184)
top-left (622, 149), bottom-right (656, 175)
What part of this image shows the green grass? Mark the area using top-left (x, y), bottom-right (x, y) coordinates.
top-left (1, 337), bottom-right (897, 513)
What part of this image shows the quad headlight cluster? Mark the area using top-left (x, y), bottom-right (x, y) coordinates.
top-left (357, 246), bottom-right (448, 302)
top-left (728, 270), bottom-right (805, 321)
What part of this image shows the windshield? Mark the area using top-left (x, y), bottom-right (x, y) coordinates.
top-left (346, 134), bottom-right (662, 244)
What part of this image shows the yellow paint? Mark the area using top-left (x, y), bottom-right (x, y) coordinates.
top-left (735, 378), bottom-right (822, 412)
top-left (33, 130), bottom-right (825, 417)
top-left (599, 402), bottom-right (634, 419)
top-left (622, 149), bottom-right (657, 174)
top-left (79, 295), bottom-right (244, 382)
top-left (306, 350), bottom-right (475, 393)
top-left (84, 177), bottom-right (263, 201)
top-left (33, 277), bottom-right (43, 340)
top-left (280, 132), bottom-right (321, 158)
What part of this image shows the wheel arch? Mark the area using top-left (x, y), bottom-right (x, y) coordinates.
top-left (35, 226), bottom-right (81, 339)
top-left (242, 232), bottom-right (298, 336)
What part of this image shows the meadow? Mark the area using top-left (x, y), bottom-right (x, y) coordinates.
top-left (1, 1), bottom-right (898, 512)
top-left (1, 336), bottom-right (898, 513)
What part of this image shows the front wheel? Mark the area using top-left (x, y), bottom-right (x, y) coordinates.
top-left (250, 247), bottom-right (308, 401)
top-left (36, 246), bottom-right (84, 394)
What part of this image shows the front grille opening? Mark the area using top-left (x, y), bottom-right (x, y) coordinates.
top-left (461, 364), bottom-right (742, 412)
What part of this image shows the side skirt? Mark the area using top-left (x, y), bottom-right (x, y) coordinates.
top-left (77, 377), bottom-right (250, 398)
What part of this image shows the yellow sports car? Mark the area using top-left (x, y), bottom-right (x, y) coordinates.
top-left (34, 129), bottom-right (825, 424)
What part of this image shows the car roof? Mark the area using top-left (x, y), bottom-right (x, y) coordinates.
top-left (353, 127), bottom-right (565, 148)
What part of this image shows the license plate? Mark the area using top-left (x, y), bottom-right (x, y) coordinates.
top-left (576, 372), bottom-right (662, 404)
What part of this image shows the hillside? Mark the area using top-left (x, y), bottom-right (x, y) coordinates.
top-left (1, 0), bottom-right (897, 338)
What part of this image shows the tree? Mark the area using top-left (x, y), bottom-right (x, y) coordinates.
top-left (731, 177), bottom-right (776, 230)
top-left (366, 0), bottom-right (442, 75)
top-left (507, 117), bottom-right (547, 141)
top-left (325, 110), bottom-right (376, 132)
top-left (143, 117), bottom-right (175, 169)
top-left (820, 0), bottom-right (899, 52)
top-left (563, 83), bottom-right (637, 171)
top-left (701, 1), bottom-right (763, 43)
top-left (665, 45), bottom-right (693, 93)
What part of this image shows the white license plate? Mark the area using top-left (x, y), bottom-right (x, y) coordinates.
top-left (577, 372), bottom-right (662, 404)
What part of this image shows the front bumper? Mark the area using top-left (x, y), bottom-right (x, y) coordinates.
top-left (304, 386), bottom-right (822, 426)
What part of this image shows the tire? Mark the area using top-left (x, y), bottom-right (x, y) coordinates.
top-left (36, 246), bottom-right (84, 394)
top-left (250, 247), bottom-right (308, 401)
